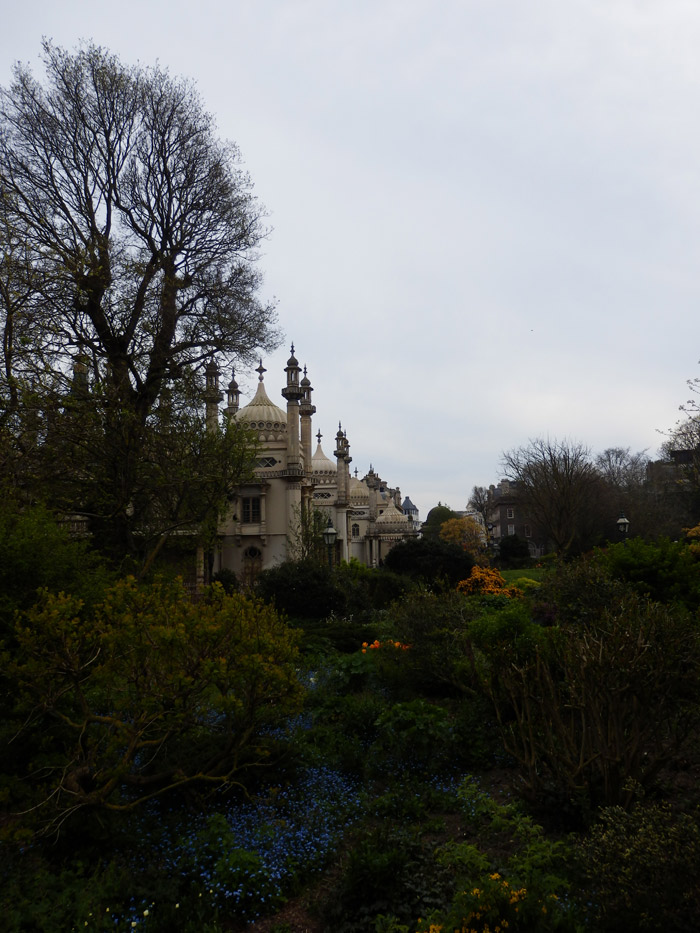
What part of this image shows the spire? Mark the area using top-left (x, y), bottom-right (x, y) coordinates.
top-left (282, 344), bottom-right (303, 402)
top-left (256, 360), bottom-right (266, 382)
top-left (203, 360), bottom-right (223, 433)
top-left (224, 368), bottom-right (240, 419)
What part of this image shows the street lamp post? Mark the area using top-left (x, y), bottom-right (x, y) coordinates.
top-left (322, 518), bottom-right (338, 569)
top-left (617, 511), bottom-right (630, 545)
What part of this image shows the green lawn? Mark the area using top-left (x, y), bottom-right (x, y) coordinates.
top-left (500, 566), bottom-right (548, 584)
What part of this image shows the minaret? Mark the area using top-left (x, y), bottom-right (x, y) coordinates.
top-left (366, 465), bottom-right (380, 521)
top-left (223, 369), bottom-right (241, 421)
top-left (334, 423), bottom-right (352, 506)
top-left (334, 423), bottom-right (352, 563)
top-left (299, 365), bottom-right (316, 470)
top-left (204, 361), bottom-right (223, 434)
top-left (281, 345), bottom-right (303, 471)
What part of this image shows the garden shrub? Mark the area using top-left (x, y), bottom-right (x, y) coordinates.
top-left (321, 824), bottom-right (452, 933)
top-left (4, 578), bottom-right (303, 837)
top-left (383, 538), bottom-right (474, 590)
top-left (420, 777), bottom-right (579, 933)
top-left (255, 558), bottom-right (347, 621)
top-left (457, 565), bottom-right (523, 598)
top-left (498, 532), bottom-right (532, 569)
top-left (372, 699), bottom-right (453, 771)
top-left (575, 799), bottom-right (700, 931)
top-left (594, 537), bottom-right (700, 611)
top-left (383, 590), bottom-right (477, 696)
top-left (470, 587), bottom-right (700, 815)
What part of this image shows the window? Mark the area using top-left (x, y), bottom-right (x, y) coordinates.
top-left (256, 457), bottom-right (277, 468)
top-left (241, 496), bottom-right (261, 523)
top-left (506, 508), bottom-right (515, 519)
top-left (352, 523), bottom-right (360, 538)
top-left (507, 523), bottom-right (515, 536)
top-left (524, 524), bottom-right (532, 538)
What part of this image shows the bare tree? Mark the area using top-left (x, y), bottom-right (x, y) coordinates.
top-left (0, 42), bottom-right (278, 556)
top-left (468, 484), bottom-right (491, 529)
top-left (501, 437), bottom-right (603, 556)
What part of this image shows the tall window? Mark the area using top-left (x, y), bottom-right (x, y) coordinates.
top-left (242, 496), bottom-right (261, 523)
top-left (507, 523), bottom-right (515, 536)
top-left (506, 507), bottom-right (515, 519)
top-left (352, 523), bottom-right (360, 538)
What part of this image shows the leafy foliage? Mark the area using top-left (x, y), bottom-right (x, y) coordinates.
top-left (0, 494), bottom-right (110, 636)
top-left (4, 578), bottom-right (302, 835)
top-left (469, 580), bottom-right (700, 813)
top-left (576, 799), bottom-right (700, 931)
top-left (498, 532), bottom-right (532, 568)
top-left (255, 559), bottom-right (348, 621)
top-left (383, 537), bottom-right (474, 589)
top-left (439, 516), bottom-right (485, 555)
top-left (594, 536), bottom-right (700, 611)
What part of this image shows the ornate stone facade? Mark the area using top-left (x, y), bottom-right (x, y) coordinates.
top-left (210, 349), bottom-right (419, 581)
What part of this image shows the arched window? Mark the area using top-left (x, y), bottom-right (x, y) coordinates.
top-left (351, 523), bottom-right (360, 538)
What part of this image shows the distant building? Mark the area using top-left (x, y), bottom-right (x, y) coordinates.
top-left (206, 349), bottom-right (419, 583)
top-left (487, 480), bottom-right (547, 558)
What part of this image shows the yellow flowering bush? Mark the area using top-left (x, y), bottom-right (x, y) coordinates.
top-left (457, 567), bottom-right (522, 598)
top-left (415, 876), bottom-right (563, 932)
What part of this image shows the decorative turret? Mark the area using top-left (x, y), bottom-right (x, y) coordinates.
top-left (281, 344), bottom-right (303, 403)
top-left (299, 365), bottom-right (316, 469)
top-left (281, 345), bottom-right (303, 472)
top-left (334, 422), bottom-right (352, 506)
top-left (224, 368), bottom-right (241, 420)
top-left (204, 361), bottom-right (223, 433)
top-left (365, 466), bottom-right (380, 521)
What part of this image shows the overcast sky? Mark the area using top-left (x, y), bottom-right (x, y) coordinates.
top-left (3, 1), bottom-right (699, 520)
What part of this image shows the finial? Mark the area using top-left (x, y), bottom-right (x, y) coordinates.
top-left (256, 360), bottom-right (266, 382)
top-left (316, 430), bottom-right (322, 444)
top-left (303, 365), bottom-right (307, 376)
top-left (291, 342), bottom-right (295, 355)
top-left (354, 467), bottom-right (358, 478)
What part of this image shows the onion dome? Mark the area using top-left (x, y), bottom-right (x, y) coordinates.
top-left (375, 498), bottom-right (410, 529)
top-left (349, 477), bottom-right (369, 501)
top-left (312, 434), bottom-right (337, 475)
top-left (235, 361), bottom-right (287, 428)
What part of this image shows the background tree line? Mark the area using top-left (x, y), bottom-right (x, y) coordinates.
top-left (466, 435), bottom-right (697, 561)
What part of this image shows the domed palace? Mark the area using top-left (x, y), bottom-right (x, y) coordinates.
top-left (203, 348), bottom-right (420, 584)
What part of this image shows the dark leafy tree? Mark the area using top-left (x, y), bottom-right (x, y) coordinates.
top-left (420, 503), bottom-right (457, 540)
top-left (383, 536), bottom-right (474, 588)
top-left (255, 560), bottom-right (347, 622)
top-left (498, 533), bottom-right (530, 568)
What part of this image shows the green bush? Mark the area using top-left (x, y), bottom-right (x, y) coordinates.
top-left (255, 559), bottom-right (347, 621)
top-left (594, 537), bottom-right (700, 610)
top-left (372, 699), bottom-right (453, 771)
top-left (423, 777), bottom-right (579, 933)
top-left (321, 824), bottom-right (451, 933)
top-left (383, 538), bottom-right (474, 590)
top-left (470, 582), bottom-right (700, 814)
top-left (576, 799), bottom-right (700, 931)
top-left (383, 590), bottom-right (477, 696)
